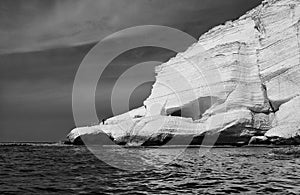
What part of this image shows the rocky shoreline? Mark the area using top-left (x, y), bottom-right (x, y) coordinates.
top-left (67, 0), bottom-right (300, 147)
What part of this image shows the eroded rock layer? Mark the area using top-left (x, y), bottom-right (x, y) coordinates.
top-left (67, 0), bottom-right (300, 146)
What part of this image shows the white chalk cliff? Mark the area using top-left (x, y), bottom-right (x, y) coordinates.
top-left (67, 0), bottom-right (300, 146)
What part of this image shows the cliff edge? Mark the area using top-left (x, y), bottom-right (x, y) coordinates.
top-left (67, 0), bottom-right (300, 146)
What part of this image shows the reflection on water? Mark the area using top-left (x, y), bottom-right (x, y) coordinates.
top-left (0, 144), bottom-right (299, 194)
top-left (89, 146), bottom-right (195, 171)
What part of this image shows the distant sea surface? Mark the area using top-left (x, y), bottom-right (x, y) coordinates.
top-left (0, 144), bottom-right (299, 194)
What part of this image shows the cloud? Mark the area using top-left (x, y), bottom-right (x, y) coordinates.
top-left (0, 0), bottom-right (262, 54)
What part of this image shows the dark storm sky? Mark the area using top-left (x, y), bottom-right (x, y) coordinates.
top-left (0, 0), bottom-right (262, 142)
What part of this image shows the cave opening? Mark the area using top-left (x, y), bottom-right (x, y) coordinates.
top-left (167, 96), bottom-right (220, 120)
top-left (170, 109), bottom-right (182, 117)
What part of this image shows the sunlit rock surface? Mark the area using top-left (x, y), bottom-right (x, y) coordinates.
top-left (67, 0), bottom-right (300, 146)
top-left (265, 96), bottom-right (300, 144)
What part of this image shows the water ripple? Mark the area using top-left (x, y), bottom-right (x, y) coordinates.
top-left (0, 145), bottom-right (299, 194)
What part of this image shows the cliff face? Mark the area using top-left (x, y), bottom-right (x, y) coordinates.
top-left (67, 0), bottom-right (300, 146)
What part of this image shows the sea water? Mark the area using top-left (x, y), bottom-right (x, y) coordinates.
top-left (0, 144), bottom-right (299, 194)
